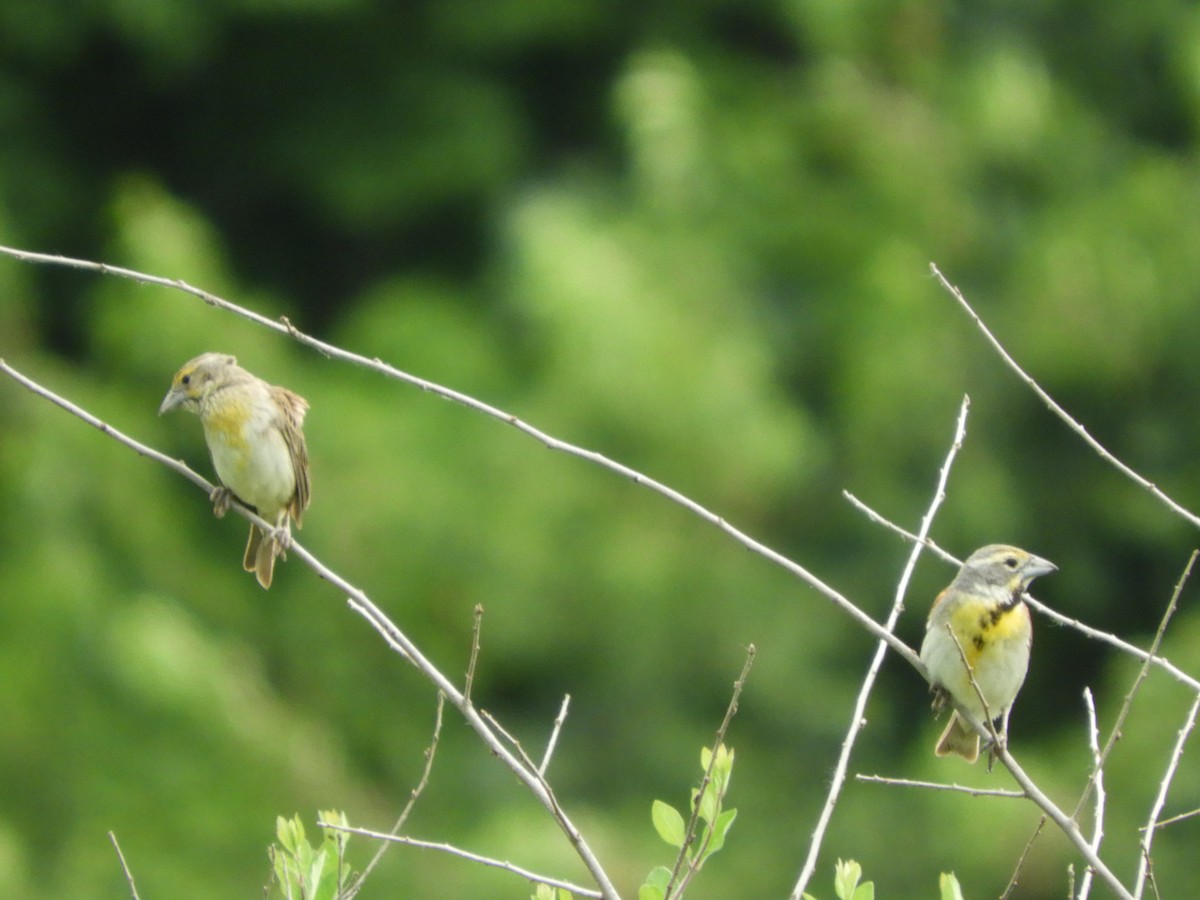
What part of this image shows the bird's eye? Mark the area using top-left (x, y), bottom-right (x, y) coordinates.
top-left (1004, 556), bottom-right (1019, 569)
top-left (181, 374), bottom-right (191, 386)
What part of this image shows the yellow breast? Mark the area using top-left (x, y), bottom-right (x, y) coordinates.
top-left (946, 599), bottom-right (1029, 667)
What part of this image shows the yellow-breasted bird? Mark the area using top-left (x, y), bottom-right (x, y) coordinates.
top-left (919, 544), bottom-right (1056, 763)
top-left (159, 353), bottom-right (311, 589)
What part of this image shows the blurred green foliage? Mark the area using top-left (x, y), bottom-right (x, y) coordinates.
top-left (2, 1), bottom-right (1200, 897)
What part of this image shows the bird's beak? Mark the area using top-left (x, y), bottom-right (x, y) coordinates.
top-left (1024, 555), bottom-right (1057, 581)
top-left (158, 387), bottom-right (184, 415)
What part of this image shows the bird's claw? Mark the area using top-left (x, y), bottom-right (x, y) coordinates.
top-left (268, 525), bottom-right (293, 560)
top-left (210, 486), bottom-right (233, 518)
top-left (929, 684), bottom-right (951, 715)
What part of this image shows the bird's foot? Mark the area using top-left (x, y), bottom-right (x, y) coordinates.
top-left (210, 486), bottom-right (233, 518)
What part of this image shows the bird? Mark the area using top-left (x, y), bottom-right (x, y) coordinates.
top-left (159, 352), bottom-right (310, 589)
top-left (919, 544), bottom-right (1056, 763)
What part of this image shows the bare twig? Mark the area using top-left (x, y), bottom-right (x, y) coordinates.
top-left (855, 774), bottom-right (1024, 798)
top-left (345, 693), bottom-right (446, 899)
top-left (539, 695), bottom-right (571, 777)
top-left (465, 604), bottom-right (484, 703)
top-left (1076, 689), bottom-right (1106, 900)
top-left (327, 825), bottom-right (604, 899)
top-left (477, 706), bottom-right (576, 831)
top-left (1135, 692), bottom-right (1200, 899)
top-left (1000, 816), bottom-right (1046, 900)
top-left (931, 262), bottom-right (1200, 531)
top-left (1141, 807), bottom-right (1200, 831)
top-left (666, 644), bottom-right (756, 899)
top-left (108, 832), bottom-right (141, 900)
top-left (945, 624), bottom-right (999, 753)
top-left (792, 396), bottom-right (970, 900)
top-left (1075, 551), bottom-right (1195, 823)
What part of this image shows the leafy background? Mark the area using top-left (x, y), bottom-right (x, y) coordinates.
top-left (2, 1), bottom-right (1200, 897)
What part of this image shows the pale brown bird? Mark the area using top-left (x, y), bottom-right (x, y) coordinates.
top-left (159, 353), bottom-right (310, 589)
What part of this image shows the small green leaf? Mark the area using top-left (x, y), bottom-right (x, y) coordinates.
top-left (696, 783), bottom-right (718, 824)
top-left (276, 815), bottom-right (300, 854)
top-left (652, 800), bottom-right (686, 848)
top-left (834, 859), bottom-right (862, 900)
top-left (851, 881), bottom-right (874, 900)
top-left (939, 872), bottom-right (965, 900)
top-left (702, 807), bottom-right (737, 857)
top-left (271, 846), bottom-right (292, 891)
top-left (308, 846), bottom-right (333, 900)
top-left (710, 745), bottom-right (734, 795)
top-left (639, 864), bottom-right (672, 900)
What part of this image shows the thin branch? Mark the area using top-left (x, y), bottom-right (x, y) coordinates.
top-left (1135, 692), bottom-right (1200, 899)
top-left (945, 623), bottom-right (999, 754)
top-left (855, 774), bottom-right (1024, 798)
top-left (931, 262), bottom-right (1200, 531)
top-left (1000, 816), bottom-right (1046, 900)
top-left (791, 395), bottom-right (970, 900)
top-left (1076, 689), bottom-right (1106, 900)
top-left (844, 491), bottom-right (1200, 692)
top-left (841, 493), bottom-right (960, 568)
top-left (108, 832), bottom-right (141, 900)
top-left (1141, 807), bottom-right (1200, 831)
top-left (327, 825), bottom-right (604, 899)
top-left (1075, 551), bottom-right (1196, 823)
top-left (1024, 595), bottom-right (1199, 693)
top-left (345, 693), bottom-right (446, 899)
top-left (465, 604), bottom-right (484, 703)
top-left (477, 707), bottom-right (576, 830)
top-left (0, 246), bottom-right (921, 672)
top-left (0, 358), bottom-right (620, 900)
top-left (988, 741), bottom-right (1133, 899)
top-left (539, 694), bottom-right (571, 777)
top-left (666, 644), bottom-right (755, 900)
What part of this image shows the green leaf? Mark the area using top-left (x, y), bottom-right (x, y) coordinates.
top-left (939, 872), bottom-right (965, 900)
top-left (639, 865), bottom-right (672, 900)
top-left (702, 807), bottom-right (737, 857)
top-left (307, 846), bottom-right (331, 900)
top-left (271, 846), bottom-right (292, 892)
top-left (695, 783), bottom-right (718, 824)
top-left (276, 814), bottom-right (301, 854)
top-left (852, 881), bottom-right (874, 900)
top-left (834, 859), bottom-right (862, 900)
top-left (652, 800), bottom-right (686, 848)
top-left (709, 744), bottom-right (734, 795)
